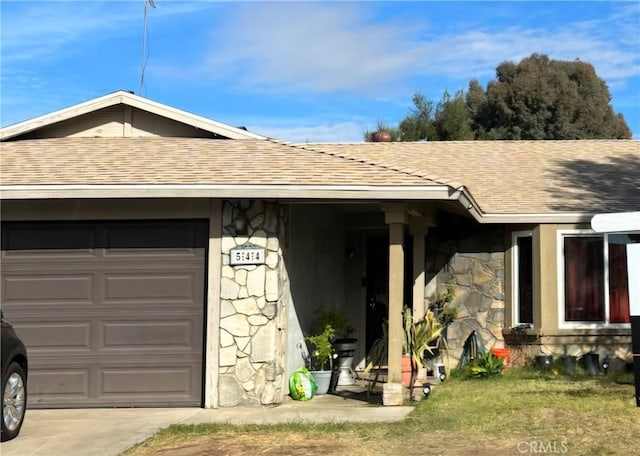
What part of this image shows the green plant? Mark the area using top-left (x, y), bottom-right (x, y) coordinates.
top-left (467, 352), bottom-right (504, 379)
top-left (314, 308), bottom-right (354, 339)
top-left (365, 307), bottom-right (442, 398)
top-left (402, 307), bottom-right (442, 364)
top-left (430, 285), bottom-right (457, 327)
top-left (304, 324), bottom-right (335, 371)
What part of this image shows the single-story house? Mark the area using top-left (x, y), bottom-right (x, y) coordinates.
top-left (1, 90), bottom-right (638, 408)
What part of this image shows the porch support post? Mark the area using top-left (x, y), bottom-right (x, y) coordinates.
top-left (383, 206), bottom-right (408, 405)
top-left (409, 215), bottom-right (435, 321)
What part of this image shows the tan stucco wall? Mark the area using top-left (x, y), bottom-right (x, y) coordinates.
top-left (15, 106), bottom-right (215, 139)
top-left (538, 224), bottom-right (560, 332)
top-left (505, 223), bottom-right (632, 365)
top-left (286, 205), bottom-right (364, 374)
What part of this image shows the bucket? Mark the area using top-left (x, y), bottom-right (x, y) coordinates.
top-left (491, 348), bottom-right (510, 367)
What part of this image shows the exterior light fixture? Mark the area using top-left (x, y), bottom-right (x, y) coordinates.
top-left (422, 383), bottom-right (432, 398)
top-left (602, 358), bottom-right (610, 375)
top-left (233, 213), bottom-right (249, 235)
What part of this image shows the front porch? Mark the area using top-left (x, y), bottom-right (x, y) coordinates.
top-left (219, 200), bottom-right (504, 407)
top-left (279, 201), bottom-right (507, 404)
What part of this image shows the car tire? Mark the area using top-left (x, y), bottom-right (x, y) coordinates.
top-left (1, 361), bottom-right (27, 442)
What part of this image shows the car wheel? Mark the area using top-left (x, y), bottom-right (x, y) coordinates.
top-left (1, 362), bottom-right (27, 442)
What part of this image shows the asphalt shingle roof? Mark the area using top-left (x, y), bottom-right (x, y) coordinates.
top-left (298, 140), bottom-right (640, 214)
top-left (1, 137), bottom-right (638, 215)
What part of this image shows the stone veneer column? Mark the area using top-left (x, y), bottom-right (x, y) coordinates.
top-left (383, 206), bottom-right (408, 406)
top-left (217, 200), bottom-right (289, 407)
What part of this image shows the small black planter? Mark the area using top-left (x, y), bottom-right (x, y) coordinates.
top-left (535, 355), bottom-right (553, 372)
top-left (561, 355), bottom-right (577, 376)
top-left (581, 352), bottom-right (600, 376)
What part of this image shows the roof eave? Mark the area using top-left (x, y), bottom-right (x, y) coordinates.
top-left (0, 184), bottom-right (606, 224)
top-left (0, 184), bottom-right (454, 201)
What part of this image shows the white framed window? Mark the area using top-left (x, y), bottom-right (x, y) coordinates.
top-left (557, 230), bottom-right (632, 328)
top-left (512, 231), bottom-right (534, 327)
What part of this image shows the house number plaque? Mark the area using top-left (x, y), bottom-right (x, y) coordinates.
top-left (230, 242), bottom-right (266, 266)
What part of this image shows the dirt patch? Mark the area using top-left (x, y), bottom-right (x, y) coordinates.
top-left (145, 433), bottom-right (349, 456)
top-left (138, 431), bottom-right (519, 456)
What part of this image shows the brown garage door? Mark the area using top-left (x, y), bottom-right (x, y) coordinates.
top-left (1, 220), bottom-right (208, 408)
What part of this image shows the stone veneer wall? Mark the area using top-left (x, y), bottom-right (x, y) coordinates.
top-left (218, 200), bottom-right (290, 407)
top-left (425, 216), bottom-right (505, 369)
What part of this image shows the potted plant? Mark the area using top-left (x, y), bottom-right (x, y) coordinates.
top-left (313, 308), bottom-right (358, 386)
top-left (365, 307), bottom-right (442, 400)
top-left (304, 324), bottom-right (335, 395)
top-left (403, 307), bottom-right (443, 399)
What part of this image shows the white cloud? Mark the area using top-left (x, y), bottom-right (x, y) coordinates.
top-left (161, 2), bottom-right (638, 96)
top-left (194, 2), bottom-right (426, 95)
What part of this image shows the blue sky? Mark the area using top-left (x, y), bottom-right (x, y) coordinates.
top-left (1, 1), bottom-right (639, 142)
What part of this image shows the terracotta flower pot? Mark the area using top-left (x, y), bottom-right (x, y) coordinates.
top-left (371, 131), bottom-right (392, 142)
top-left (401, 354), bottom-right (413, 387)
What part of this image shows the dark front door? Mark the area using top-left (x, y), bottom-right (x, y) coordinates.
top-left (365, 234), bottom-right (389, 355)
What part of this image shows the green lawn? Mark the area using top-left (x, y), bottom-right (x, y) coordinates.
top-left (124, 370), bottom-right (639, 456)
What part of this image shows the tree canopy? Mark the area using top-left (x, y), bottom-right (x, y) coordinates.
top-left (367, 53), bottom-right (631, 141)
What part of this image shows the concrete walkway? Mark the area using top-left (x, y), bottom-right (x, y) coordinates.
top-left (1, 394), bottom-right (414, 456)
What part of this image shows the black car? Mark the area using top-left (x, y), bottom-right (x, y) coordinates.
top-left (1, 312), bottom-right (28, 442)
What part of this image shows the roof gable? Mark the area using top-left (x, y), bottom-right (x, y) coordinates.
top-left (0, 90), bottom-right (265, 141)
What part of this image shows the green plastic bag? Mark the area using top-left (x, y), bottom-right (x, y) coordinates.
top-left (289, 366), bottom-right (317, 401)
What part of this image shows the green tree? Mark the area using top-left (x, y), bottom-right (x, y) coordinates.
top-left (433, 90), bottom-right (474, 140)
top-left (372, 54), bottom-right (630, 142)
top-left (465, 79), bottom-right (488, 139)
top-left (480, 53), bottom-right (631, 139)
top-left (397, 93), bottom-right (435, 141)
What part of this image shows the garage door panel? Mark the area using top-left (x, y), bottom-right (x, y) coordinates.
top-left (104, 222), bottom-right (206, 250)
top-left (103, 248), bottom-right (203, 259)
top-left (28, 369), bottom-right (90, 397)
top-left (1, 248), bottom-right (96, 260)
top-left (14, 322), bottom-right (92, 350)
top-left (101, 367), bottom-right (195, 395)
top-left (3, 274), bottom-right (95, 302)
top-left (1, 220), bottom-right (207, 408)
top-left (102, 320), bottom-right (196, 348)
top-left (1, 224), bottom-right (98, 251)
top-left (104, 273), bottom-right (197, 300)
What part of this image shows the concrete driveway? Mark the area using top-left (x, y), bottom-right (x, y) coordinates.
top-left (1, 394), bottom-right (413, 456)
